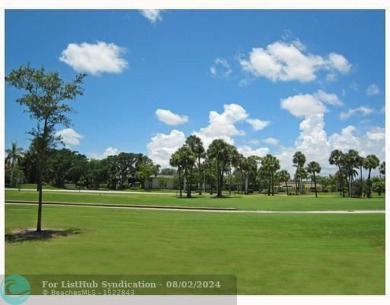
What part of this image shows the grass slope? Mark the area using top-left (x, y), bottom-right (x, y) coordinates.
top-left (5, 205), bottom-right (384, 294)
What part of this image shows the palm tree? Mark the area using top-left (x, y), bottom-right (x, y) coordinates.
top-left (306, 161), bottom-right (321, 198)
top-left (261, 154), bottom-right (280, 196)
top-left (329, 149), bottom-right (345, 197)
top-left (278, 170), bottom-right (291, 195)
top-left (293, 151), bottom-right (306, 195)
top-left (170, 151), bottom-right (183, 197)
top-left (343, 150), bottom-right (360, 197)
top-left (186, 135), bottom-right (205, 195)
top-left (379, 161), bottom-right (385, 179)
top-left (363, 154), bottom-right (380, 198)
top-left (207, 139), bottom-right (236, 197)
top-left (5, 142), bottom-right (24, 187)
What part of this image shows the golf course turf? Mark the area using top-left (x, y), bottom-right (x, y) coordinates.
top-left (5, 191), bottom-right (385, 295)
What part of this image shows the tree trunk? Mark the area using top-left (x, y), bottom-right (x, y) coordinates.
top-left (36, 165), bottom-right (43, 232)
top-left (313, 173), bottom-right (318, 198)
top-left (245, 174), bottom-right (249, 195)
top-left (367, 169), bottom-right (372, 198)
top-left (285, 181), bottom-right (289, 196)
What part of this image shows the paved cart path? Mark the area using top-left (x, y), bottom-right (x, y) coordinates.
top-left (5, 201), bottom-right (385, 214)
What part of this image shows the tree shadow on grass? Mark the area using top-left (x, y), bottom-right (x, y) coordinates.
top-left (5, 228), bottom-right (82, 243)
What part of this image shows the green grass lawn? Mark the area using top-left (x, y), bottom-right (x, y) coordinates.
top-left (5, 204), bottom-right (384, 294)
top-left (5, 189), bottom-right (385, 211)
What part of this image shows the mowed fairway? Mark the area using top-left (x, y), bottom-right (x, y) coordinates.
top-left (5, 202), bottom-right (385, 294)
top-left (5, 189), bottom-right (386, 211)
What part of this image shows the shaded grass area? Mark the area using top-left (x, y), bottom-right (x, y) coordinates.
top-left (5, 228), bottom-right (82, 243)
top-left (5, 190), bottom-right (385, 211)
top-left (5, 205), bottom-right (385, 294)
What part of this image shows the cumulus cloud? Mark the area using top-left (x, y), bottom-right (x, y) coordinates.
top-left (193, 104), bottom-right (249, 148)
top-left (263, 137), bottom-right (280, 146)
top-left (55, 128), bottom-right (84, 146)
top-left (277, 90), bottom-right (385, 175)
top-left (281, 90), bottom-right (342, 118)
top-left (210, 58), bottom-right (232, 78)
top-left (238, 145), bottom-right (269, 158)
top-left (155, 109), bottom-right (189, 126)
top-left (147, 130), bottom-right (186, 168)
top-left (281, 94), bottom-right (326, 118)
top-left (88, 147), bottom-right (120, 160)
top-left (60, 42), bottom-right (128, 75)
top-left (239, 40), bottom-right (351, 83)
top-left (366, 127), bottom-right (385, 141)
top-left (246, 118), bottom-right (269, 131)
top-left (140, 9), bottom-right (164, 24)
top-left (339, 106), bottom-right (374, 120)
top-left (366, 84), bottom-right (380, 96)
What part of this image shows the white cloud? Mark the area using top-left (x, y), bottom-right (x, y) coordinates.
top-left (55, 128), bottom-right (84, 146)
top-left (238, 145), bottom-right (269, 158)
top-left (366, 127), bottom-right (385, 141)
top-left (281, 94), bottom-right (327, 118)
top-left (140, 9), bottom-right (164, 24)
top-left (246, 118), bottom-right (269, 131)
top-left (366, 84), bottom-right (380, 96)
top-left (193, 104), bottom-right (248, 148)
top-left (210, 58), bottom-right (232, 78)
top-left (281, 90), bottom-right (342, 118)
top-left (314, 90), bottom-right (343, 106)
top-left (278, 90), bottom-right (383, 176)
top-left (147, 130), bottom-right (186, 168)
top-left (339, 106), bottom-right (374, 120)
top-left (263, 137), bottom-right (280, 146)
top-left (88, 147), bottom-right (120, 160)
top-left (155, 109), bottom-right (189, 126)
top-left (327, 53), bottom-right (352, 73)
top-left (239, 40), bottom-right (351, 83)
top-left (60, 42), bottom-right (128, 75)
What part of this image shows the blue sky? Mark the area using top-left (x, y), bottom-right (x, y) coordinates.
top-left (5, 9), bottom-right (385, 174)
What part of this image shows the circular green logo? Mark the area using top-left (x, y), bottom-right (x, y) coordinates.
top-left (0, 274), bottom-right (31, 305)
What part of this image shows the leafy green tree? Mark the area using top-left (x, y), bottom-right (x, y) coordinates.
top-left (6, 64), bottom-right (86, 232)
top-left (363, 154), bottom-right (380, 198)
top-left (306, 161), bottom-right (321, 198)
top-left (136, 157), bottom-right (156, 190)
top-left (5, 142), bottom-right (24, 187)
top-left (170, 150), bottom-right (184, 197)
top-left (46, 148), bottom-right (87, 187)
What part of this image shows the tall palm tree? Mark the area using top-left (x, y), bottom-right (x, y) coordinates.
top-left (261, 154), bottom-right (280, 196)
top-left (329, 149), bottom-right (345, 197)
top-left (363, 154), bottom-right (380, 198)
top-left (170, 151), bottom-right (183, 197)
top-left (306, 161), bottom-right (321, 198)
top-left (207, 139), bottom-right (235, 197)
top-left (5, 142), bottom-right (24, 187)
top-left (379, 161), bottom-right (385, 179)
top-left (278, 170), bottom-right (291, 196)
top-left (293, 151), bottom-right (306, 195)
top-left (185, 135), bottom-right (205, 195)
top-left (343, 150), bottom-right (360, 197)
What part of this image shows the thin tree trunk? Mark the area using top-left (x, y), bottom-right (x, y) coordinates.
top-left (313, 173), bottom-right (318, 198)
top-left (36, 165), bottom-right (43, 232)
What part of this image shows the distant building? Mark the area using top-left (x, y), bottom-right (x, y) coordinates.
top-left (145, 175), bottom-right (175, 189)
